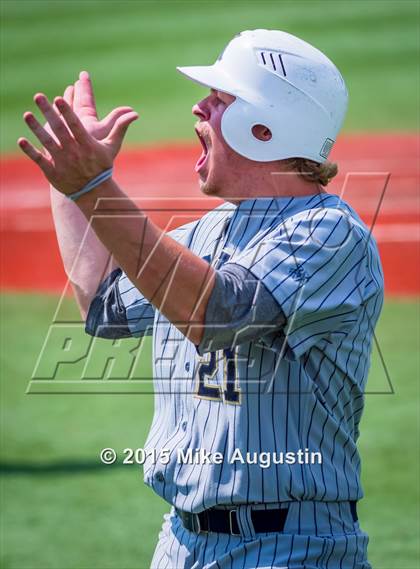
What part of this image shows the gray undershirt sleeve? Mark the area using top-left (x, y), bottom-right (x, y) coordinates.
top-left (85, 268), bottom-right (154, 339)
top-left (197, 262), bottom-right (285, 355)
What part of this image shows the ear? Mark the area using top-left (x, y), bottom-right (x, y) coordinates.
top-left (251, 124), bottom-right (272, 142)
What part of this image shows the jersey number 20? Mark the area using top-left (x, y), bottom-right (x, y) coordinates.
top-left (196, 349), bottom-right (241, 405)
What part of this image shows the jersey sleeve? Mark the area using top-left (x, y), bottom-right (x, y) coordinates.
top-left (85, 220), bottom-right (199, 339)
top-left (230, 208), bottom-right (370, 358)
top-left (85, 268), bottom-right (154, 339)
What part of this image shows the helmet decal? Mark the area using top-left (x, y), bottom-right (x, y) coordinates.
top-left (257, 50), bottom-right (287, 77)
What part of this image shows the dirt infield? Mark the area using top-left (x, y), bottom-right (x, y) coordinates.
top-left (1, 134), bottom-right (419, 296)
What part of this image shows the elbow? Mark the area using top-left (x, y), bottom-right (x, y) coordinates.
top-left (70, 283), bottom-right (92, 323)
top-left (186, 325), bottom-right (205, 347)
top-left (181, 308), bottom-right (207, 347)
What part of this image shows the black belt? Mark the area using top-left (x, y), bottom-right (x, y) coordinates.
top-left (175, 506), bottom-right (289, 536)
top-left (175, 501), bottom-right (358, 536)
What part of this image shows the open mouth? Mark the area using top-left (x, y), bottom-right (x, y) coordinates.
top-left (195, 128), bottom-right (210, 173)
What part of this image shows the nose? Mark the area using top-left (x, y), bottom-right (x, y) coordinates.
top-left (192, 97), bottom-right (211, 121)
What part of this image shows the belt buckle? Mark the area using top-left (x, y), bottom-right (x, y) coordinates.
top-left (192, 513), bottom-right (201, 534)
top-left (229, 509), bottom-right (240, 536)
top-left (193, 513), bottom-right (208, 534)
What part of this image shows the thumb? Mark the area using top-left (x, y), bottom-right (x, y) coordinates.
top-left (99, 106), bottom-right (135, 137)
top-left (104, 111), bottom-right (139, 155)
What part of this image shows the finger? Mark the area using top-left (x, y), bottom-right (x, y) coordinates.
top-left (50, 86), bottom-right (74, 136)
top-left (99, 106), bottom-right (135, 137)
top-left (73, 70), bottom-right (97, 119)
top-left (63, 85), bottom-right (75, 108)
top-left (54, 97), bottom-right (92, 145)
top-left (34, 93), bottom-right (73, 146)
top-left (17, 137), bottom-right (55, 177)
top-left (105, 111), bottom-right (139, 153)
top-left (23, 111), bottom-right (61, 154)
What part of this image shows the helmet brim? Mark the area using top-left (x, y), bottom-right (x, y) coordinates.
top-left (176, 64), bottom-right (245, 99)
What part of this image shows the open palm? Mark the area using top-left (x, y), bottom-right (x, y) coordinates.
top-left (60, 71), bottom-right (137, 158)
top-left (18, 71), bottom-right (138, 194)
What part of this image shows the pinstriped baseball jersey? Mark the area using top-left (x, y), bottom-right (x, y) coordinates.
top-left (110, 193), bottom-right (384, 512)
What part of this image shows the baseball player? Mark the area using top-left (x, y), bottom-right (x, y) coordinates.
top-left (19, 29), bottom-right (383, 569)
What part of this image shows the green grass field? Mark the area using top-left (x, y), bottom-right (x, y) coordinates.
top-left (1, 295), bottom-right (419, 568)
top-left (1, 0), bottom-right (419, 153)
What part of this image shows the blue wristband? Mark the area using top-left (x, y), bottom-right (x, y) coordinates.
top-left (67, 167), bottom-right (114, 202)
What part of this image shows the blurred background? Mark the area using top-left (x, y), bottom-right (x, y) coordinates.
top-left (1, 1), bottom-right (419, 568)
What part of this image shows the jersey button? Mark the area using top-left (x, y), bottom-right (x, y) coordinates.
top-left (181, 421), bottom-right (188, 431)
top-left (155, 471), bottom-right (165, 483)
top-left (185, 362), bottom-right (190, 372)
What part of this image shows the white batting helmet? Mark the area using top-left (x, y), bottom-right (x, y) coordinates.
top-left (177, 29), bottom-right (348, 163)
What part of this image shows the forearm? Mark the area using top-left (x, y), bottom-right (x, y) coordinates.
top-left (50, 185), bottom-right (116, 318)
top-left (76, 178), bottom-right (215, 343)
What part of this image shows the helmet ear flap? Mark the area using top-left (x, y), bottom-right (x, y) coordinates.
top-left (220, 98), bottom-right (284, 162)
top-left (220, 95), bottom-right (333, 163)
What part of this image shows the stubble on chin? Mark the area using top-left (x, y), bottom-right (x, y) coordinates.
top-left (198, 176), bottom-right (219, 196)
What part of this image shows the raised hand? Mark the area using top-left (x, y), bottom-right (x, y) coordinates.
top-left (72, 71), bottom-right (136, 150)
top-left (18, 72), bottom-right (138, 195)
